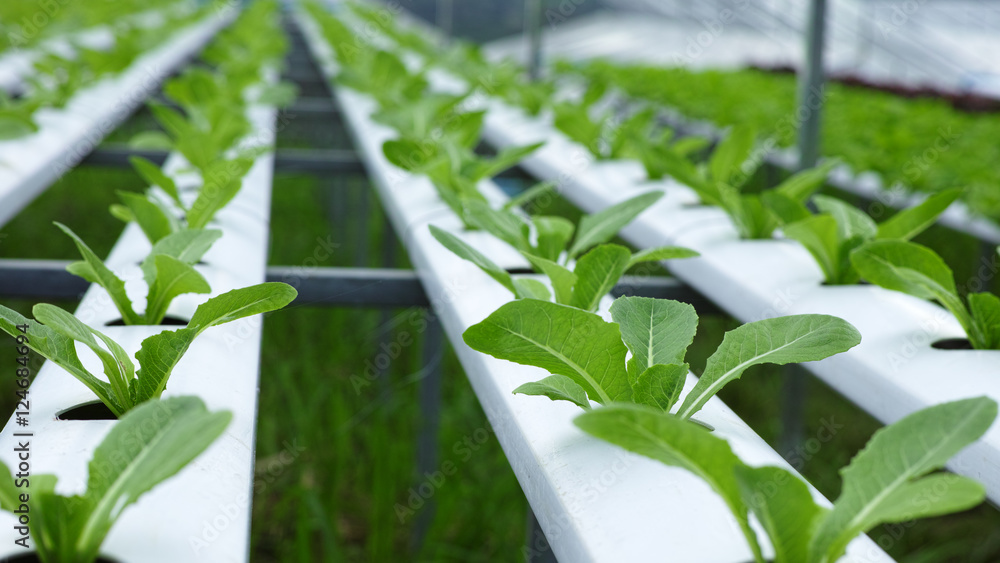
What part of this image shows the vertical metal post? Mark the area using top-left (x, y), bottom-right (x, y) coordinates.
top-left (779, 365), bottom-right (808, 460)
top-left (329, 178), bottom-right (347, 261)
top-left (795, 0), bottom-right (827, 169)
top-left (525, 0), bottom-right (543, 81)
top-left (436, 0), bottom-right (453, 39)
top-left (355, 181), bottom-right (370, 268)
top-left (412, 311), bottom-right (443, 551)
top-left (375, 216), bottom-right (398, 394)
top-left (524, 508), bottom-right (558, 563)
top-left (982, 240), bottom-right (999, 294)
top-left (780, 0), bottom-right (827, 459)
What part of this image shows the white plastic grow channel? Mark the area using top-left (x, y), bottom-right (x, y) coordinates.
top-left (0, 67), bottom-right (279, 562)
top-left (295, 9), bottom-right (893, 562)
top-left (475, 98), bottom-right (1000, 504)
top-left (0, 7), bottom-right (237, 229)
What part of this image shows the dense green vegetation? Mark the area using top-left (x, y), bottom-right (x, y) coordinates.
top-left (572, 63), bottom-right (1000, 221)
top-left (0, 0), bottom-right (226, 139)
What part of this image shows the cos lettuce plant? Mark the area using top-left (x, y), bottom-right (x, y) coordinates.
top-left (0, 91), bottom-right (40, 140)
top-left (114, 8), bottom-right (291, 244)
top-left (464, 296), bottom-right (860, 416)
top-left (782, 190), bottom-right (960, 285)
top-left (0, 396), bottom-right (230, 563)
top-left (852, 241), bottom-right (1000, 350)
top-left (383, 109), bottom-right (544, 223)
top-left (551, 78), bottom-right (654, 162)
top-left (56, 222), bottom-right (221, 325)
top-left (576, 396), bottom-right (996, 563)
top-left (657, 124), bottom-right (836, 239)
top-left (0, 282), bottom-right (296, 417)
top-left (113, 153), bottom-right (256, 244)
top-left (430, 191), bottom-right (697, 311)
top-left (548, 77), bottom-right (704, 171)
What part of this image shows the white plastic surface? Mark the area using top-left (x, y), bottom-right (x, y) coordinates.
top-left (295, 9), bottom-right (893, 562)
top-left (0, 7), bottom-right (236, 229)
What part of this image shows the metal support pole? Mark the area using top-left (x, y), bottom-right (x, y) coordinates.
top-left (375, 216), bottom-right (399, 393)
top-left (781, 0), bottom-right (827, 457)
top-left (778, 364), bottom-right (808, 460)
top-left (412, 311), bottom-right (443, 552)
top-left (436, 0), bottom-right (453, 39)
top-left (524, 508), bottom-right (558, 563)
top-left (355, 181), bottom-right (370, 268)
top-left (982, 240), bottom-right (999, 294)
top-left (795, 0), bottom-right (827, 169)
top-left (525, 0), bottom-right (543, 81)
top-left (329, 176), bottom-right (347, 259)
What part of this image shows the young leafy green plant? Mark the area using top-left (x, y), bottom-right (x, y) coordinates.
top-left (851, 240), bottom-right (1000, 349)
top-left (0, 282), bottom-right (297, 417)
top-left (0, 395), bottom-right (230, 563)
top-left (634, 126), bottom-right (710, 182)
top-left (56, 222), bottom-right (221, 325)
top-left (463, 296), bottom-right (860, 417)
top-left (382, 108), bottom-right (544, 224)
top-left (782, 189), bottom-right (961, 284)
top-left (337, 48), bottom-right (429, 108)
top-left (661, 124), bottom-right (836, 239)
top-left (575, 396), bottom-right (996, 563)
top-left (0, 90), bottom-right (40, 140)
top-left (112, 155), bottom-right (256, 244)
top-left (551, 84), bottom-right (662, 163)
top-left (430, 191), bottom-right (697, 311)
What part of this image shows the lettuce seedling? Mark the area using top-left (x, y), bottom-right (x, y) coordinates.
top-left (634, 127), bottom-right (710, 182)
top-left (338, 49), bottom-right (429, 108)
top-left (0, 395), bottom-right (231, 563)
top-left (575, 396), bottom-right (995, 563)
top-left (782, 190), bottom-right (960, 284)
top-left (148, 102), bottom-right (252, 175)
top-left (666, 124), bottom-right (836, 239)
top-left (0, 91), bottom-right (40, 140)
top-left (29, 53), bottom-right (87, 110)
top-left (551, 77), bottom-right (661, 163)
top-left (0, 282), bottom-right (297, 416)
top-left (56, 223), bottom-right (221, 325)
top-left (430, 191), bottom-right (697, 311)
top-left (112, 154), bottom-right (256, 244)
top-left (383, 109), bottom-right (544, 224)
top-left (464, 296), bottom-right (860, 416)
top-left (851, 240), bottom-right (1000, 349)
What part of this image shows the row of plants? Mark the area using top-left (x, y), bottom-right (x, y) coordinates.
top-left (565, 63), bottom-right (1000, 222)
top-left (305, 4), bottom-right (999, 561)
top-left (0, 0), bottom-right (228, 140)
top-left (357, 7), bottom-right (1000, 354)
top-left (0, 2), bottom-right (295, 561)
top-left (0, 0), bottom-right (187, 54)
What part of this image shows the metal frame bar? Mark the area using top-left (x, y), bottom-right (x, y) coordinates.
top-left (0, 260), bottom-right (720, 313)
top-left (81, 146), bottom-right (365, 174)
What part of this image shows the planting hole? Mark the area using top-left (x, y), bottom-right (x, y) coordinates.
top-left (931, 338), bottom-right (974, 350)
top-left (104, 316), bottom-right (188, 327)
top-left (57, 401), bottom-right (117, 421)
top-left (506, 267), bottom-right (535, 275)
